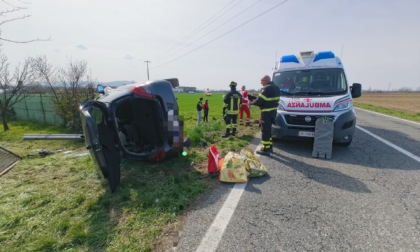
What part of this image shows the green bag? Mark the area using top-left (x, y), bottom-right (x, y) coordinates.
top-left (240, 148), bottom-right (268, 177)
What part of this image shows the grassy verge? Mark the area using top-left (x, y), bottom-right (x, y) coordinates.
top-left (0, 100), bottom-right (260, 252)
top-left (354, 102), bottom-right (420, 123)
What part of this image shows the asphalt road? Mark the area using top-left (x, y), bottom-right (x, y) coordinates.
top-left (173, 108), bottom-right (420, 252)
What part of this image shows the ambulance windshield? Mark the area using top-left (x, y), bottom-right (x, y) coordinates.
top-left (273, 68), bottom-right (347, 96)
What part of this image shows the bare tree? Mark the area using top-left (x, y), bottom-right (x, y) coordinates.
top-left (32, 56), bottom-right (95, 132)
top-left (397, 87), bottom-right (413, 93)
top-left (0, 0), bottom-right (50, 44)
top-left (0, 53), bottom-right (34, 131)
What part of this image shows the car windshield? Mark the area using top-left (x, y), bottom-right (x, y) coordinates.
top-left (273, 68), bottom-right (347, 96)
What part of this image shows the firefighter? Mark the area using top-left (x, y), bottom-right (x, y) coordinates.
top-left (222, 81), bottom-right (242, 138)
top-left (251, 75), bottom-right (280, 155)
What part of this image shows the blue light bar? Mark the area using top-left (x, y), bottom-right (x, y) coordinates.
top-left (313, 51), bottom-right (335, 62)
top-left (280, 55), bottom-right (299, 63)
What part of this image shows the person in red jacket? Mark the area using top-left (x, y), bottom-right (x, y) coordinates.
top-left (202, 99), bottom-right (209, 122)
top-left (239, 85), bottom-right (251, 126)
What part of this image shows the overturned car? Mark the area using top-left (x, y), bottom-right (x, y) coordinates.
top-left (79, 78), bottom-right (185, 192)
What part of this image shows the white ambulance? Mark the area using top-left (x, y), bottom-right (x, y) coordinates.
top-left (271, 51), bottom-right (362, 146)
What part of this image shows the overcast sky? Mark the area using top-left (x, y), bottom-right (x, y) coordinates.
top-left (1, 0), bottom-right (420, 91)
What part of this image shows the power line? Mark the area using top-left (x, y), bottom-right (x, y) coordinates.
top-left (168, 0), bottom-right (260, 57)
top-left (159, 0), bottom-right (239, 58)
top-left (154, 0), bottom-right (289, 69)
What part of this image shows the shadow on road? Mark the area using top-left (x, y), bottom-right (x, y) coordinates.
top-left (268, 144), bottom-right (372, 193)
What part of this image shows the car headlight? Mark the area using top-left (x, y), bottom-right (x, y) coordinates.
top-left (334, 101), bottom-right (352, 111)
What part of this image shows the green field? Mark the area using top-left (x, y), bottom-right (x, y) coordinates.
top-left (176, 93), bottom-right (260, 135)
top-left (3, 91), bottom-right (418, 251)
top-left (0, 93), bottom-right (260, 251)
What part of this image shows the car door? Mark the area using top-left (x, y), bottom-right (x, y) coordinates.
top-left (80, 100), bottom-right (121, 192)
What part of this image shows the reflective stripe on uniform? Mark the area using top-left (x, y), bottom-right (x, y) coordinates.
top-left (259, 93), bottom-right (280, 101)
top-left (226, 111), bottom-right (239, 115)
top-left (226, 96), bottom-right (240, 114)
top-left (226, 123), bottom-right (238, 129)
top-left (261, 107), bottom-right (277, 112)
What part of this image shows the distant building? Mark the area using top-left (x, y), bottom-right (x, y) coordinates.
top-left (174, 86), bottom-right (197, 93)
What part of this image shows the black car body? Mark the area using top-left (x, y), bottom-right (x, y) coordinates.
top-left (79, 78), bottom-right (184, 192)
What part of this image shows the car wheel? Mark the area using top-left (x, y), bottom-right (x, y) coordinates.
top-left (334, 139), bottom-right (352, 147)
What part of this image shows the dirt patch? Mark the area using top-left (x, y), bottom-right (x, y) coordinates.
top-left (355, 92), bottom-right (420, 114)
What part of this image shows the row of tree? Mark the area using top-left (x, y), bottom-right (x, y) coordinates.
top-left (0, 54), bottom-right (95, 132)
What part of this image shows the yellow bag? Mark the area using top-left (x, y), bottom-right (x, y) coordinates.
top-left (240, 148), bottom-right (268, 177)
top-left (219, 152), bottom-right (248, 183)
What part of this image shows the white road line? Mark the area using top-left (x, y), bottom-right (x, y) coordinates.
top-left (196, 182), bottom-right (247, 252)
top-left (195, 121), bottom-right (419, 251)
top-left (355, 108), bottom-right (420, 126)
top-left (356, 125), bottom-right (420, 163)
top-left (196, 145), bottom-right (263, 251)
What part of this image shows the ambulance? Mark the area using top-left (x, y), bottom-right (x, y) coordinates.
top-left (271, 51), bottom-right (362, 146)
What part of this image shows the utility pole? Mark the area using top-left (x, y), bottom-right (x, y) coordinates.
top-left (144, 60), bottom-right (151, 80)
top-left (273, 51), bottom-right (278, 70)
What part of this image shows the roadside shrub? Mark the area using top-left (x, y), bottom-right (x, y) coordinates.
top-left (187, 121), bottom-right (224, 147)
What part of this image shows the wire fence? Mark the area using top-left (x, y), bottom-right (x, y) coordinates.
top-left (12, 94), bottom-right (64, 126)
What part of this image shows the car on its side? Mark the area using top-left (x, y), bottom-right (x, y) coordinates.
top-left (79, 78), bottom-right (185, 192)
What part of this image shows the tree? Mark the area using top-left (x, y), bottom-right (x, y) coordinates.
top-left (32, 56), bottom-right (95, 132)
top-left (0, 54), bottom-right (34, 131)
top-left (0, 0), bottom-right (49, 44)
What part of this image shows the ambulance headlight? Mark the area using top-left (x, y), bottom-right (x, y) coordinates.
top-left (277, 103), bottom-right (286, 111)
top-left (334, 101), bottom-right (352, 111)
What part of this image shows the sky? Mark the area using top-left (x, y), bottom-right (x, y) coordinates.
top-left (1, 0), bottom-right (420, 91)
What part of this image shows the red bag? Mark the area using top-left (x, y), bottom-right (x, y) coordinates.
top-left (208, 145), bottom-right (221, 173)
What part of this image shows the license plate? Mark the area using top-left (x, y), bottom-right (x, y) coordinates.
top-left (298, 131), bottom-right (314, 137)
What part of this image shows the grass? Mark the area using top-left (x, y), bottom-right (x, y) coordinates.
top-left (0, 92), bottom-right (261, 251)
top-left (3, 92), bottom-right (416, 251)
top-left (0, 121), bottom-right (83, 157)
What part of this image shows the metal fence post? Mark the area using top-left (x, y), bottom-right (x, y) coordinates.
top-left (39, 93), bottom-right (47, 124)
top-left (24, 95), bottom-right (30, 120)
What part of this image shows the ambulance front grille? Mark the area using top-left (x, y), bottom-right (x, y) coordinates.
top-left (285, 115), bottom-right (334, 126)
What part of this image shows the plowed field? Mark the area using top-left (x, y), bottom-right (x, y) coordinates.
top-left (354, 92), bottom-right (420, 114)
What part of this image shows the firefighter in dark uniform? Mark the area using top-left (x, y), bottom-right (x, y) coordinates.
top-left (222, 81), bottom-right (242, 138)
top-left (251, 75), bottom-right (280, 155)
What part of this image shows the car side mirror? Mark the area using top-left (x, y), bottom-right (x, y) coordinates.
top-left (97, 84), bottom-right (105, 94)
top-left (351, 83), bottom-right (362, 98)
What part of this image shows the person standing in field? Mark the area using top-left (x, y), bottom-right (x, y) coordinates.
top-left (202, 99), bottom-right (209, 122)
top-left (239, 85), bottom-right (251, 126)
top-left (222, 81), bottom-right (242, 137)
top-left (250, 75), bottom-right (280, 155)
top-left (196, 97), bottom-right (203, 125)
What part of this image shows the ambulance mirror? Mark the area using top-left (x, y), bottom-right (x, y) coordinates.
top-left (351, 83), bottom-right (362, 98)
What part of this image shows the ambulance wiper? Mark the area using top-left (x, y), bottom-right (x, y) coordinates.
top-left (292, 91), bottom-right (325, 96)
top-left (279, 89), bottom-right (291, 95)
